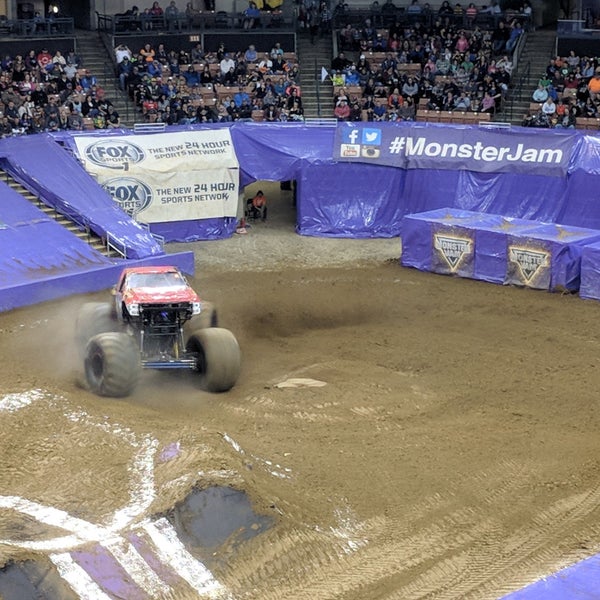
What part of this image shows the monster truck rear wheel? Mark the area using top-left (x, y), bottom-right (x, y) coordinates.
top-left (84, 332), bottom-right (141, 398)
top-left (76, 302), bottom-right (120, 355)
top-left (186, 328), bottom-right (241, 392)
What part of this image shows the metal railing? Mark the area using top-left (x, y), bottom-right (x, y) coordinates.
top-left (0, 17), bottom-right (74, 37)
top-left (96, 11), bottom-right (294, 34)
top-left (106, 232), bottom-right (128, 259)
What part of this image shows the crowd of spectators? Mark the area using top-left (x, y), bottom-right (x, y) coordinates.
top-left (0, 0), bottom-right (536, 132)
top-left (522, 51), bottom-right (600, 129)
top-left (116, 39), bottom-right (304, 123)
top-left (0, 46), bottom-right (123, 136)
top-left (327, 1), bottom-right (529, 122)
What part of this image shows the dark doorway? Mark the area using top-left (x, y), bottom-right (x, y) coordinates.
top-left (54, 0), bottom-right (92, 29)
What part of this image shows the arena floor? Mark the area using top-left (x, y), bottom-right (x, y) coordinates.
top-left (1, 182), bottom-right (600, 599)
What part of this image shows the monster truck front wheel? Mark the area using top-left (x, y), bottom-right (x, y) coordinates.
top-left (85, 332), bottom-right (141, 398)
top-left (186, 328), bottom-right (241, 393)
top-left (183, 302), bottom-right (218, 338)
top-left (76, 302), bottom-right (120, 355)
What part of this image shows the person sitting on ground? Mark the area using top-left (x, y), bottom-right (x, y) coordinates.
top-left (247, 190), bottom-right (267, 221)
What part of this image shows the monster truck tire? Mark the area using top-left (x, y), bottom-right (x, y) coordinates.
top-left (183, 302), bottom-right (218, 337)
top-left (76, 302), bottom-right (119, 355)
top-left (84, 332), bottom-right (141, 398)
top-left (186, 328), bottom-right (241, 393)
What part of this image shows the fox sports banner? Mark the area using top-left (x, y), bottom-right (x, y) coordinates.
top-left (334, 122), bottom-right (574, 177)
top-left (73, 130), bottom-right (239, 223)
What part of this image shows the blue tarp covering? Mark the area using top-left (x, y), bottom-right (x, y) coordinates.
top-left (42, 123), bottom-right (600, 242)
top-left (502, 555), bottom-right (600, 599)
top-left (0, 178), bottom-right (110, 286)
top-left (0, 135), bottom-right (163, 259)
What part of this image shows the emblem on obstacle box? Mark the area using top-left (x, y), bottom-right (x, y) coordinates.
top-left (433, 233), bottom-right (473, 272)
top-left (508, 246), bottom-right (550, 285)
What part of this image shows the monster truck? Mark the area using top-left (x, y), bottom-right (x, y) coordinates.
top-left (75, 266), bottom-right (241, 398)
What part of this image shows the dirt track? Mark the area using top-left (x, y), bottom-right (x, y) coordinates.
top-left (2, 182), bottom-right (600, 599)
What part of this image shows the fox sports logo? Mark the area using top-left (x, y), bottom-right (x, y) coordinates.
top-left (85, 140), bottom-right (145, 170)
top-left (102, 177), bottom-right (152, 216)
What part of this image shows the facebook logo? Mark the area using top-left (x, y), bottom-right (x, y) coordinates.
top-left (362, 128), bottom-right (381, 145)
top-left (341, 128), bottom-right (361, 145)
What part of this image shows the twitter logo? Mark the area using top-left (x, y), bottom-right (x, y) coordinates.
top-left (362, 128), bottom-right (381, 145)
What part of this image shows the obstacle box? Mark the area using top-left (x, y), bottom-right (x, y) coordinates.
top-left (401, 208), bottom-right (539, 280)
top-left (401, 209), bottom-right (600, 292)
top-left (578, 241), bottom-right (600, 301)
top-left (471, 216), bottom-right (556, 285)
top-left (401, 208), bottom-right (484, 278)
top-left (504, 224), bottom-right (600, 292)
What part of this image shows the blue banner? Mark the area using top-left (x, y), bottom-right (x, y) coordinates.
top-left (333, 122), bottom-right (574, 177)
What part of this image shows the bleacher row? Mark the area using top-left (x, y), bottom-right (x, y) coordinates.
top-left (129, 50), bottom-right (300, 123)
top-left (333, 54), bottom-right (494, 124)
top-left (528, 87), bottom-right (600, 131)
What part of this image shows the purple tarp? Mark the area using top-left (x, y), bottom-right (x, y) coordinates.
top-left (42, 122), bottom-right (600, 242)
top-left (401, 208), bottom-right (600, 291)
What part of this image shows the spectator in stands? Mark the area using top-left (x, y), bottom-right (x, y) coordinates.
top-left (382, 0), bottom-right (397, 15)
top-left (479, 89), bottom-right (497, 113)
top-left (244, 44), bottom-right (258, 64)
top-left (139, 44), bottom-right (154, 65)
top-left (165, 1), bottom-right (180, 30)
top-left (243, 1), bottom-right (261, 30)
top-left (81, 94), bottom-right (99, 117)
top-left (258, 53), bottom-right (273, 75)
top-left (532, 83), bottom-right (548, 103)
top-left (81, 70), bottom-right (97, 93)
top-left (541, 95), bottom-right (556, 117)
top-left (334, 98), bottom-right (351, 120)
top-left (319, 2), bottom-right (332, 38)
top-left (115, 44), bottom-right (132, 65)
top-left (52, 50), bottom-right (66, 74)
top-left (491, 20), bottom-right (509, 54)
top-left (150, 1), bottom-right (164, 17)
top-left (220, 53), bottom-right (236, 78)
top-left (407, 0), bottom-right (422, 14)
top-left (37, 48), bottom-right (53, 73)
top-left (270, 42), bottom-right (284, 60)
top-left (454, 90), bottom-right (471, 110)
top-left (67, 106), bottom-right (84, 130)
top-left (0, 113), bottom-right (13, 137)
top-left (118, 56), bottom-right (133, 91)
top-left (588, 69), bottom-right (600, 101)
top-left (233, 84), bottom-right (250, 107)
top-left (505, 20), bottom-right (523, 53)
top-left (402, 76), bottom-right (420, 102)
top-left (190, 43), bottom-right (204, 63)
top-left (331, 52), bottom-right (351, 73)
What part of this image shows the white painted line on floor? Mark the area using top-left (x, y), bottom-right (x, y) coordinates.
top-left (104, 537), bottom-right (172, 597)
top-left (0, 389), bottom-right (44, 412)
top-left (50, 552), bottom-right (113, 600)
top-left (0, 496), bottom-right (106, 549)
top-left (141, 518), bottom-right (234, 599)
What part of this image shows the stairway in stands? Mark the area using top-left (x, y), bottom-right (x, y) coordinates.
top-left (0, 169), bottom-right (118, 258)
top-left (296, 31), bottom-right (334, 119)
top-left (74, 29), bottom-right (138, 128)
top-left (497, 28), bottom-right (557, 125)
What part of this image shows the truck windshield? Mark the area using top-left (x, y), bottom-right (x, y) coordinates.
top-left (128, 272), bottom-right (186, 288)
